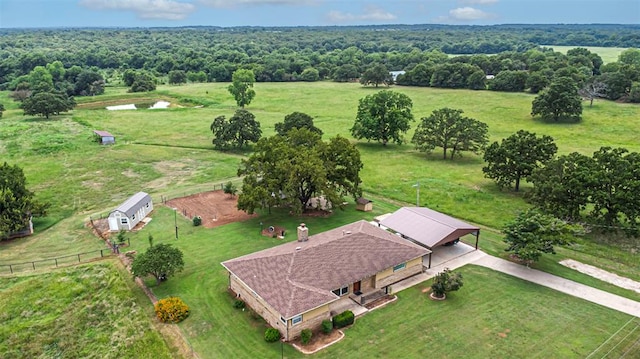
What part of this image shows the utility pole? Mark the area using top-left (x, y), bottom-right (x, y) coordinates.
top-left (412, 181), bottom-right (420, 207)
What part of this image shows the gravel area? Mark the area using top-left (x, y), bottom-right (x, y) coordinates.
top-left (559, 259), bottom-right (640, 294)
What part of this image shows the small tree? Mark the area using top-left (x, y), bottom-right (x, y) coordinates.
top-left (579, 80), bottom-right (607, 107)
top-left (228, 69), bottom-right (256, 108)
top-left (223, 182), bottom-right (237, 198)
top-left (116, 229), bottom-right (128, 245)
top-left (168, 70), bottom-right (187, 85)
top-left (430, 268), bottom-right (463, 299)
top-left (131, 243), bottom-right (185, 285)
top-left (359, 63), bottom-right (392, 87)
top-left (503, 209), bottom-right (583, 265)
top-left (0, 103), bottom-right (5, 118)
top-left (22, 92), bottom-right (75, 119)
top-left (0, 162), bottom-right (49, 238)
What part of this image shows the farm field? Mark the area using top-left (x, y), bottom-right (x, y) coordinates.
top-left (542, 45), bottom-right (628, 64)
top-left (1, 81), bottom-right (640, 358)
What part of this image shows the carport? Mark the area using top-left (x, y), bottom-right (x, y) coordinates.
top-left (379, 207), bottom-right (480, 268)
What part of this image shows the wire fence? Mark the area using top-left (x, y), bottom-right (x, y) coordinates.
top-left (159, 178), bottom-right (244, 204)
top-left (0, 249), bottom-right (113, 275)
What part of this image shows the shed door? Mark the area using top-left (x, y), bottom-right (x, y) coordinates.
top-left (108, 216), bottom-right (118, 231)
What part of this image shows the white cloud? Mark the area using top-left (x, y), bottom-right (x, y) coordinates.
top-left (449, 7), bottom-right (492, 21)
top-left (327, 5), bottom-right (397, 23)
top-left (79, 0), bottom-right (195, 20)
top-left (199, 0), bottom-right (314, 8)
top-left (459, 0), bottom-right (498, 5)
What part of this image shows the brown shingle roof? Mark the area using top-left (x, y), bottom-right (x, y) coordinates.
top-left (221, 220), bottom-right (430, 318)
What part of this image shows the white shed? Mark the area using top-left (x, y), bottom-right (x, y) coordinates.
top-left (108, 192), bottom-right (153, 231)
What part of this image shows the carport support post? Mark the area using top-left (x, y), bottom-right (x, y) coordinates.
top-left (475, 230), bottom-right (480, 250)
top-left (428, 252), bottom-right (432, 269)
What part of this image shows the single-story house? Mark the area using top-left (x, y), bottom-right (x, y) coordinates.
top-left (355, 197), bottom-right (373, 212)
top-left (93, 130), bottom-right (115, 145)
top-left (221, 221), bottom-right (430, 341)
top-left (379, 207), bottom-right (480, 267)
top-left (389, 70), bottom-right (406, 82)
top-left (108, 192), bottom-right (153, 232)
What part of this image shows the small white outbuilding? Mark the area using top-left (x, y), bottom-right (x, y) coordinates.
top-left (108, 192), bottom-right (153, 231)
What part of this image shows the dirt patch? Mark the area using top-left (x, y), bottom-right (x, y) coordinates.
top-left (166, 190), bottom-right (256, 228)
top-left (364, 295), bottom-right (396, 310)
top-left (291, 329), bottom-right (344, 354)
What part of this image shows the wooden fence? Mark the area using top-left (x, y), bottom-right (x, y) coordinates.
top-left (0, 249), bottom-right (112, 274)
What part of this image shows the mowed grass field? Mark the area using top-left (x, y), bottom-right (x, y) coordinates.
top-left (1, 82), bottom-right (640, 358)
top-left (542, 45), bottom-right (629, 64)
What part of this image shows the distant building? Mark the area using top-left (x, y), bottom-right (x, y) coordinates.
top-left (108, 192), bottom-right (153, 231)
top-left (389, 70), bottom-right (406, 82)
top-left (93, 130), bottom-right (115, 145)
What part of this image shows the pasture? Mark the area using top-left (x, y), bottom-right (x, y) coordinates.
top-left (542, 45), bottom-right (629, 64)
top-left (1, 81), bottom-right (640, 358)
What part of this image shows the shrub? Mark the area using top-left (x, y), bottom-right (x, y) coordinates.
top-left (192, 216), bottom-right (202, 226)
top-left (154, 297), bottom-right (190, 323)
top-left (264, 328), bottom-right (281, 343)
top-left (233, 299), bottom-right (245, 309)
top-left (332, 310), bottom-right (354, 329)
top-left (116, 230), bottom-right (127, 245)
top-left (300, 329), bottom-right (312, 344)
top-left (321, 319), bottom-right (333, 334)
top-left (431, 268), bottom-right (464, 299)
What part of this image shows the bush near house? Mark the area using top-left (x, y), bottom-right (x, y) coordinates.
top-left (332, 310), bottom-right (355, 328)
top-left (264, 328), bottom-right (281, 343)
top-left (154, 297), bottom-right (190, 323)
top-left (192, 216), bottom-right (202, 226)
top-left (322, 319), bottom-right (333, 334)
top-left (301, 329), bottom-right (312, 344)
top-left (233, 299), bottom-right (245, 309)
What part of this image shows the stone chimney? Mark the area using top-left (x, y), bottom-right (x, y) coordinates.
top-left (297, 223), bottom-right (308, 242)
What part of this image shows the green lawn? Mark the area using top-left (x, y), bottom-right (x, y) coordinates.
top-left (116, 206), bottom-right (639, 359)
top-left (2, 82), bottom-right (640, 358)
top-left (0, 261), bottom-right (175, 359)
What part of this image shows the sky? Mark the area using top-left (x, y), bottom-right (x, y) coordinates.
top-left (0, 0), bottom-right (638, 28)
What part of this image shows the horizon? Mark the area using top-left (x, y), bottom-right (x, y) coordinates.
top-left (1, 0), bottom-right (638, 29)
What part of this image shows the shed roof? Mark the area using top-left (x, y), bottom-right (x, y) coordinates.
top-left (356, 197), bottom-right (373, 205)
top-left (379, 207), bottom-right (479, 249)
top-left (222, 220), bottom-right (430, 319)
top-left (93, 130), bottom-right (114, 137)
top-left (111, 192), bottom-right (151, 218)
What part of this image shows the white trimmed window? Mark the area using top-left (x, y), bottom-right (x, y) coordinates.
top-left (292, 315), bottom-right (302, 326)
top-left (280, 316), bottom-right (286, 325)
top-left (132, 214), bottom-right (136, 220)
top-left (120, 218), bottom-right (128, 225)
top-left (332, 286), bottom-right (349, 296)
top-left (393, 262), bottom-right (406, 272)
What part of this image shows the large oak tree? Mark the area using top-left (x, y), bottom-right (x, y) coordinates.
top-left (210, 109), bottom-right (262, 150)
top-left (483, 130), bottom-right (557, 191)
top-left (412, 108), bottom-right (489, 160)
top-left (531, 76), bottom-right (582, 122)
top-left (237, 129), bottom-right (362, 214)
top-left (350, 90), bottom-right (413, 146)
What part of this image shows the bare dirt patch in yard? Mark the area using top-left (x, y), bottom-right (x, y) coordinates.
top-left (166, 190), bottom-right (256, 228)
top-left (291, 330), bottom-right (344, 354)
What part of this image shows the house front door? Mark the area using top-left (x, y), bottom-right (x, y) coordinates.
top-left (353, 281), bottom-right (361, 295)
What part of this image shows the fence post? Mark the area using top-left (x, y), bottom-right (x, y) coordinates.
top-left (78, 254), bottom-right (81, 263)
top-left (32, 262), bottom-right (35, 270)
top-left (55, 258), bottom-right (58, 267)
top-left (9, 264), bottom-right (12, 274)
top-left (128, 238), bottom-right (130, 246)
top-left (100, 249), bottom-right (103, 258)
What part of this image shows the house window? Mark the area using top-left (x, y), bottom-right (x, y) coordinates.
top-left (131, 214), bottom-right (136, 220)
top-left (332, 286), bottom-right (349, 296)
top-left (120, 218), bottom-right (128, 225)
top-left (146, 203), bottom-right (150, 208)
top-left (292, 315), bottom-right (302, 326)
top-left (280, 316), bottom-right (286, 325)
top-left (393, 263), bottom-right (406, 272)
